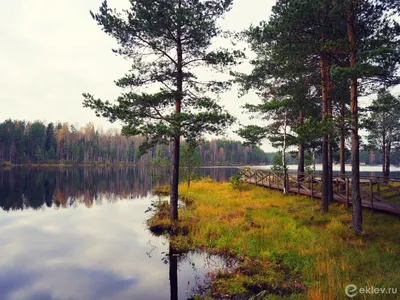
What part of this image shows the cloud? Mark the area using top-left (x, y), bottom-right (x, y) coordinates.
top-left (0, 0), bottom-right (276, 150)
top-left (0, 196), bottom-right (229, 300)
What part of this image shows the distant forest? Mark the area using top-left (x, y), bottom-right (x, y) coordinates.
top-left (0, 120), bottom-right (272, 166)
top-left (0, 120), bottom-right (398, 167)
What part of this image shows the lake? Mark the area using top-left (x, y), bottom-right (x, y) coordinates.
top-left (0, 167), bottom-right (238, 300)
top-left (0, 165), bottom-right (397, 300)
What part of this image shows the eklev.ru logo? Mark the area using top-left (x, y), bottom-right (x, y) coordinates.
top-left (345, 284), bottom-right (398, 298)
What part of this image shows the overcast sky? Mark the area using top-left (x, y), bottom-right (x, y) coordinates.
top-left (0, 0), bottom-right (279, 150)
top-left (1, 0), bottom-right (398, 152)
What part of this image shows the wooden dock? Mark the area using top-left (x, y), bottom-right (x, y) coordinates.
top-left (239, 168), bottom-right (400, 214)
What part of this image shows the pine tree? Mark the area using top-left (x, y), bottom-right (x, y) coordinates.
top-left (180, 143), bottom-right (201, 187)
top-left (363, 90), bottom-right (400, 180)
top-left (83, 0), bottom-right (237, 221)
top-left (45, 123), bottom-right (57, 157)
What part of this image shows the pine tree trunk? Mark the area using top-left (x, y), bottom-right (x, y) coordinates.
top-left (170, 136), bottom-right (180, 221)
top-left (298, 111), bottom-right (305, 177)
top-left (340, 100), bottom-right (346, 178)
top-left (348, 0), bottom-right (362, 234)
top-left (384, 141), bottom-right (391, 181)
top-left (320, 54), bottom-right (329, 213)
top-left (170, 1), bottom-right (183, 222)
top-left (382, 134), bottom-right (386, 178)
top-left (340, 99), bottom-right (346, 192)
top-left (283, 113), bottom-right (288, 194)
top-left (327, 62), bottom-right (334, 204)
top-left (188, 165), bottom-right (192, 188)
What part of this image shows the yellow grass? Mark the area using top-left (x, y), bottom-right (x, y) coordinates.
top-left (149, 179), bottom-right (400, 299)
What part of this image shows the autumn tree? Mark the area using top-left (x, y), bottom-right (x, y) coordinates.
top-left (83, 0), bottom-right (237, 221)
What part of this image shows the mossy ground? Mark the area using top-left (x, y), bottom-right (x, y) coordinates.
top-left (148, 179), bottom-right (400, 299)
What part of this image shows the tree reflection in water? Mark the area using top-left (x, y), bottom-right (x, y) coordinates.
top-left (150, 241), bottom-right (237, 300)
top-left (0, 167), bottom-right (158, 211)
top-left (0, 167), bottom-right (237, 212)
top-left (169, 245), bottom-right (179, 300)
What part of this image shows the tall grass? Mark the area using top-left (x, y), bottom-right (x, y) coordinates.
top-left (149, 179), bottom-right (400, 299)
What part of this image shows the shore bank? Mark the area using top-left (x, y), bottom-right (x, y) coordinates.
top-left (149, 179), bottom-right (400, 299)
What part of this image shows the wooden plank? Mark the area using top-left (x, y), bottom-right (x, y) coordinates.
top-left (370, 180), bottom-right (374, 211)
top-left (385, 193), bottom-right (400, 200)
top-left (311, 175), bottom-right (314, 198)
top-left (242, 168), bottom-right (400, 215)
top-left (346, 178), bottom-right (350, 207)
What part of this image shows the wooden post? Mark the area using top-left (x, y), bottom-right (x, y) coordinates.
top-left (311, 175), bottom-right (314, 198)
top-left (285, 173), bottom-right (289, 194)
top-left (377, 181), bottom-right (380, 197)
top-left (346, 178), bottom-right (350, 207)
top-left (337, 178), bottom-right (340, 194)
top-left (268, 171), bottom-right (271, 187)
top-left (370, 180), bottom-right (374, 211)
top-left (297, 174), bottom-right (300, 193)
top-left (278, 172), bottom-right (281, 190)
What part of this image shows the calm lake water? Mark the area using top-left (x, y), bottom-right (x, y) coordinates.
top-left (0, 167), bottom-right (236, 300)
top-left (0, 165), bottom-right (397, 300)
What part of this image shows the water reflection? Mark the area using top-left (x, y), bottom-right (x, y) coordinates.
top-left (0, 167), bottom-right (155, 211)
top-left (169, 246), bottom-right (179, 300)
top-left (164, 245), bottom-right (236, 300)
top-left (0, 167), bottom-right (238, 300)
top-left (0, 167), bottom-right (238, 212)
top-left (0, 195), bottom-right (234, 300)
top-left (200, 166), bottom-right (238, 182)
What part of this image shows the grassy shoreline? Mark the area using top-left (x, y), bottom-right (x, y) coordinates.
top-left (149, 179), bottom-right (400, 299)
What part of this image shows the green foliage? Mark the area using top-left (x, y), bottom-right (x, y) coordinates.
top-left (235, 0), bottom-right (400, 166)
top-left (27, 121), bottom-right (46, 159)
top-left (236, 125), bottom-right (268, 148)
top-left (0, 119), bottom-right (277, 166)
top-left (83, 0), bottom-right (237, 156)
top-left (35, 147), bottom-right (43, 163)
top-left (149, 148), bottom-right (171, 183)
top-left (363, 90), bottom-right (400, 152)
top-left (180, 143), bottom-right (201, 187)
top-left (45, 123), bottom-right (57, 154)
top-left (45, 147), bottom-right (56, 160)
top-left (229, 173), bottom-right (247, 192)
top-left (304, 151), bottom-right (315, 174)
top-left (271, 151), bottom-right (287, 173)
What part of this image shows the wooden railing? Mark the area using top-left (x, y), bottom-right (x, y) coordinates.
top-left (238, 168), bottom-right (400, 214)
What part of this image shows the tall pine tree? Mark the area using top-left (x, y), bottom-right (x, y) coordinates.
top-left (83, 0), bottom-right (238, 221)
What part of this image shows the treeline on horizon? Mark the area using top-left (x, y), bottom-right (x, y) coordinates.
top-left (0, 119), bottom-right (274, 166)
top-left (1, 119), bottom-right (398, 168)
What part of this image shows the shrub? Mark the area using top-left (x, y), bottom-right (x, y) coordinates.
top-left (229, 173), bottom-right (247, 192)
